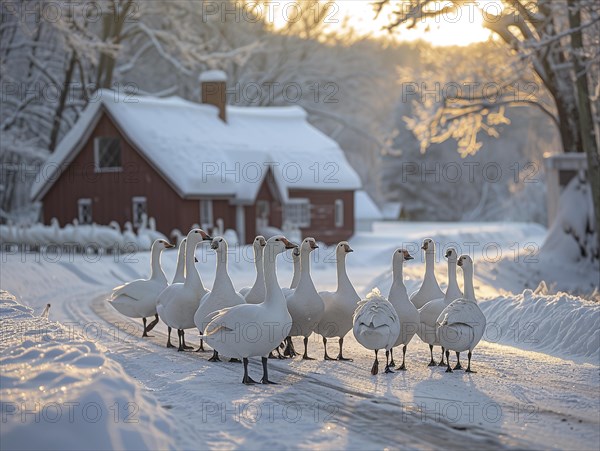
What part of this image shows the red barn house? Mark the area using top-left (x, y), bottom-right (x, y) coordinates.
top-left (30, 72), bottom-right (361, 244)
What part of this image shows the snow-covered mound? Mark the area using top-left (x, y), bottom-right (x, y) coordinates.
top-left (0, 291), bottom-right (175, 451)
top-left (481, 283), bottom-right (600, 363)
top-left (540, 173), bottom-right (597, 263)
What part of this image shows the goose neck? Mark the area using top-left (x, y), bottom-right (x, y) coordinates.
top-left (446, 260), bottom-right (460, 292)
top-left (462, 265), bottom-right (476, 302)
top-left (150, 248), bottom-right (167, 283)
top-left (184, 241), bottom-right (204, 291)
top-left (336, 254), bottom-right (351, 291)
top-left (253, 247), bottom-right (265, 284)
top-left (424, 251), bottom-right (437, 281)
top-left (215, 250), bottom-right (235, 292)
top-left (263, 252), bottom-right (285, 308)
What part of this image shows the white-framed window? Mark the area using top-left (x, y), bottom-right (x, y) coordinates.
top-left (78, 198), bottom-right (92, 224)
top-left (132, 197), bottom-right (147, 228)
top-left (200, 199), bottom-right (213, 229)
top-left (334, 199), bottom-right (344, 227)
top-left (94, 137), bottom-right (122, 172)
top-left (284, 198), bottom-right (310, 228)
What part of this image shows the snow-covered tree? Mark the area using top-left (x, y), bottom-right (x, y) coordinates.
top-left (376, 0), bottom-right (600, 260)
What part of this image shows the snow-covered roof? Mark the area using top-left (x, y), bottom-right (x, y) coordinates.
top-left (31, 90), bottom-right (362, 202)
top-left (354, 190), bottom-right (383, 220)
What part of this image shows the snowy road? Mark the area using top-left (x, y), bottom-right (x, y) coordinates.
top-left (2, 222), bottom-right (599, 450)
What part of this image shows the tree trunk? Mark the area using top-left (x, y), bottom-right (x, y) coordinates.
top-left (568, 0), bottom-right (600, 257)
top-left (49, 51), bottom-right (77, 151)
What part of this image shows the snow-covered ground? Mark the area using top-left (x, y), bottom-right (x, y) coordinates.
top-left (1, 221), bottom-right (599, 450)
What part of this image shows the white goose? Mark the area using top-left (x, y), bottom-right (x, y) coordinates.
top-left (239, 236), bottom-right (267, 304)
top-left (156, 228), bottom-right (212, 350)
top-left (437, 255), bottom-right (485, 373)
top-left (417, 248), bottom-right (462, 366)
top-left (283, 237), bottom-right (324, 359)
top-left (201, 236), bottom-right (297, 384)
top-left (353, 288), bottom-right (400, 375)
top-left (387, 249), bottom-right (419, 370)
top-left (109, 239), bottom-right (174, 336)
top-left (316, 241), bottom-right (360, 361)
top-left (194, 236), bottom-right (246, 361)
top-left (409, 238), bottom-right (444, 309)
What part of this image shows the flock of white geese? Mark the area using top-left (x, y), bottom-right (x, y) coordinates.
top-left (109, 230), bottom-right (486, 384)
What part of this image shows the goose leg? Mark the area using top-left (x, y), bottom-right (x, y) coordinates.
top-left (453, 352), bottom-right (463, 370)
top-left (195, 338), bottom-right (206, 352)
top-left (181, 330), bottom-right (194, 350)
top-left (323, 337), bottom-right (335, 360)
top-left (242, 358), bottom-right (256, 384)
top-left (142, 318), bottom-right (149, 337)
top-left (177, 329), bottom-right (185, 352)
top-left (397, 345), bottom-right (407, 371)
top-left (428, 344), bottom-right (436, 366)
top-left (283, 336), bottom-right (298, 357)
top-left (145, 314), bottom-right (159, 334)
top-left (438, 346), bottom-right (446, 366)
top-left (389, 348), bottom-right (396, 367)
top-left (337, 337), bottom-right (352, 361)
top-left (371, 350), bottom-right (379, 375)
top-left (384, 350), bottom-right (394, 373)
top-left (208, 350), bottom-right (221, 362)
top-left (302, 336), bottom-right (315, 360)
top-left (445, 349), bottom-right (453, 373)
top-left (465, 351), bottom-right (477, 373)
top-left (261, 357), bottom-right (277, 384)
top-left (166, 327), bottom-right (175, 348)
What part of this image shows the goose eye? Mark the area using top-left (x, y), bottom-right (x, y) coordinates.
top-left (275, 238), bottom-right (279, 241)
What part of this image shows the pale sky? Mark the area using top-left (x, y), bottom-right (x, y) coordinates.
top-left (270, 1), bottom-right (501, 46)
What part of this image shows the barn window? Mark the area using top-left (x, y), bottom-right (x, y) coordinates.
top-left (132, 197), bottom-right (147, 228)
top-left (284, 199), bottom-right (310, 228)
top-left (200, 200), bottom-right (213, 229)
top-left (334, 199), bottom-right (344, 227)
top-left (77, 198), bottom-right (92, 224)
top-left (94, 137), bottom-right (122, 172)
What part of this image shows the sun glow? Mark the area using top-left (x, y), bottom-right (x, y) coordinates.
top-left (269, 1), bottom-right (499, 47)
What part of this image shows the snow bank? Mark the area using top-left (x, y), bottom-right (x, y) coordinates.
top-left (481, 283), bottom-right (600, 363)
top-left (0, 291), bottom-right (175, 451)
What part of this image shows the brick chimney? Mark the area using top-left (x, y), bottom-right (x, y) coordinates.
top-left (199, 70), bottom-right (227, 122)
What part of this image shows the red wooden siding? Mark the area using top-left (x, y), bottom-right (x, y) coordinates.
top-left (40, 109), bottom-right (356, 245)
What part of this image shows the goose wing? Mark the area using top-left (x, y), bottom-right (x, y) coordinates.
top-left (437, 299), bottom-right (486, 329)
top-left (354, 299), bottom-right (398, 328)
top-left (110, 279), bottom-right (161, 302)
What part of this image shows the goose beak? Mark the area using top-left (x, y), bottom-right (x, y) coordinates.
top-left (346, 247), bottom-right (354, 253)
top-left (166, 242), bottom-right (175, 249)
top-left (457, 259), bottom-right (463, 267)
top-left (195, 256), bottom-right (199, 263)
top-left (203, 234), bottom-right (213, 241)
top-left (421, 244), bottom-right (427, 250)
top-left (405, 254), bottom-right (414, 260)
top-left (282, 238), bottom-right (297, 250)
top-left (210, 242), bottom-right (219, 250)
top-left (445, 250), bottom-right (451, 258)
top-left (310, 242), bottom-right (319, 249)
